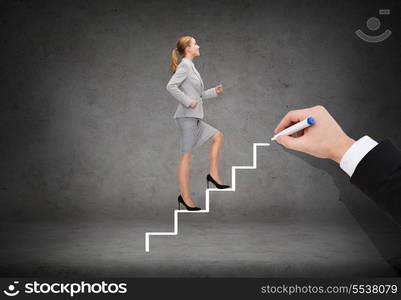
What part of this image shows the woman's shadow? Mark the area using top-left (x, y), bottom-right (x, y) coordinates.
top-left (280, 146), bottom-right (401, 276)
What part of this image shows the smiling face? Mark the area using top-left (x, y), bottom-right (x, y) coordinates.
top-left (185, 38), bottom-right (200, 57)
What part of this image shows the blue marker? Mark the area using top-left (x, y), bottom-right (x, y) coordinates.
top-left (271, 117), bottom-right (315, 141)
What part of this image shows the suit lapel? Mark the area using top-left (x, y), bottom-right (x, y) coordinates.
top-left (191, 64), bottom-right (204, 90)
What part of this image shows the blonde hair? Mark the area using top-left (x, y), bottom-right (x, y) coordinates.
top-left (170, 36), bottom-right (193, 74)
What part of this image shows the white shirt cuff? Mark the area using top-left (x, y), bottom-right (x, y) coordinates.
top-left (340, 135), bottom-right (378, 177)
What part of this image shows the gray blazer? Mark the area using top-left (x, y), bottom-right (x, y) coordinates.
top-left (166, 57), bottom-right (218, 119)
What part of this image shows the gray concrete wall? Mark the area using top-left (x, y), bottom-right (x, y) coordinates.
top-left (1, 0), bottom-right (400, 232)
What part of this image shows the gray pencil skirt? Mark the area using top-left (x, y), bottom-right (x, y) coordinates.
top-left (175, 117), bottom-right (218, 156)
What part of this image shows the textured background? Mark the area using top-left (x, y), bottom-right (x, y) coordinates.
top-left (1, 0), bottom-right (400, 276)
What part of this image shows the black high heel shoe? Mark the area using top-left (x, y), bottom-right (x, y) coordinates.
top-left (206, 174), bottom-right (230, 189)
top-left (177, 195), bottom-right (201, 211)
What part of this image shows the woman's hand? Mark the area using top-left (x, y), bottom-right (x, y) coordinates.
top-left (190, 99), bottom-right (198, 108)
top-left (215, 84), bottom-right (223, 94)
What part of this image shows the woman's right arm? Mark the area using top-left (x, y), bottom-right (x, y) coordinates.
top-left (166, 63), bottom-right (193, 108)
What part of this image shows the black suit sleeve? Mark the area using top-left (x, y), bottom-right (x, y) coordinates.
top-left (350, 139), bottom-right (401, 223)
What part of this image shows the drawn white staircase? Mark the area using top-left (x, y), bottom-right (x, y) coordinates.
top-left (145, 142), bottom-right (270, 253)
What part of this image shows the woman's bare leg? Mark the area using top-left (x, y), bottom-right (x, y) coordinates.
top-left (177, 152), bottom-right (196, 207)
top-left (209, 131), bottom-right (224, 184)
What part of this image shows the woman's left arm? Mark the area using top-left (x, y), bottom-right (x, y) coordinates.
top-left (201, 84), bottom-right (223, 99)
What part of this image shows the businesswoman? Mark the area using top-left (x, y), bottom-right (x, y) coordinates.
top-left (166, 36), bottom-right (230, 211)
